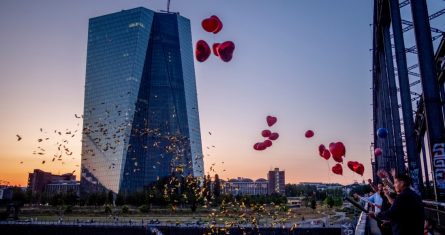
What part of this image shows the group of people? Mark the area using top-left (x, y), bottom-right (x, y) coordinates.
top-left (354, 170), bottom-right (435, 235)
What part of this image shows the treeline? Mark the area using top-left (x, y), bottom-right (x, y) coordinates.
top-left (284, 183), bottom-right (372, 209)
top-left (5, 174), bottom-right (287, 213)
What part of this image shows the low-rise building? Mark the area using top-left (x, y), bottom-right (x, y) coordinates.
top-left (223, 178), bottom-right (268, 196)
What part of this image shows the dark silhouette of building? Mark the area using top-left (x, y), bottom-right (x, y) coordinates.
top-left (27, 169), bottom-right (76, 194)
top-left (267, 168), bottom-right (285, 195)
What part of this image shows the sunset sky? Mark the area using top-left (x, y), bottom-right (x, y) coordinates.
top-left (1, 0), bottom-right (443, 187)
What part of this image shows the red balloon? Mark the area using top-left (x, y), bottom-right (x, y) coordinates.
top-left (305, 130), bottom-right (314, 138)
top-left (201, 17), bottom-right (219, 33)
top-left (332, 163), bottom-right (343, 175)
top-left (269, 132), bottom-right (279, 141)
top-left (253, 142), bottom-right (267, 151)
top-left (318, 144), bottom-right (326, 156)
top-left (374, 148), bottom-right (382, 157)
top-left (211, 15), bottom-right (223, 34)
top-left (264, 139), bottom-right (273, 147)
top-left (329, 142), bottom-right (346, 159)
top-left (332, 155), bottom-right (343, 163)
top-left (321, 149), bottom-right (331, 160)
top-left (217, 41), bottom-right (235, 62)
top-left (262, 130), bottom-right (272, 138)
top-left (266, 116), bottom-right (277, 127)
top-left (353, 163), bottom-right (365, 176)
top-left (347, 161), bottom-right (358, 171)
top-left (253, 143), bottom-right (260, 150)
top-left (212, 43), bottom-right (220, 57)
top-left (195, 40), bottom-right (211, 62)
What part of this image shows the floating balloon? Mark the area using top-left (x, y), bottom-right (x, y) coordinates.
top-left (321, 149), bottom-right (331, 160)
top-left (217, 41), bottom-right (235, 62)
top-left (305, 130), bottom-right (314, 138)
top-left (347, 161), bottom-right (358, 171)
top-left (253, 142), bottom-right (267, 151)
top-left (374, 148), bottom-right (383, 157)
top-left (318, 144), bottom-right (326, 156)
top-left (353, 163), bottom-right (364, 176)
top-left (201, 15), bottom-right (223, 33)
top-left (264, 139), bottom-right (273, 147)
top-left (266, 116), bottom-right (277, 127)
top-left (329, 142), bottom-right (346, 159)
top-left (269, 132), bottom-right (279, 141)
top-left (262, 130), bottom-right (272, 138)
top-left (212, 43), bottom-right (220, 56)
top-left (377, 128), bottom-right (388, 139)
top-left (332, 155), bottom-right (343, 163)
top-left (195, 40), bottom-right (210, 62)
top-left (211, 15), bottom-right (223, 34)
top-left (332, 163), bottom-right (343, 175)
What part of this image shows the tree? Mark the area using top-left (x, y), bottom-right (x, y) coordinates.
top-left (324, 196), bottom-right (334, 208)
top-left (310, 192), bottom-right (317, 210)
top-left (213, 174), bottom-right (221, 199)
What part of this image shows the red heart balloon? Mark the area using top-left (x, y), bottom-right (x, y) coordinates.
top-left (212, 43), bottom-right (220, 57)
top-left (353, 163), bottom-right (364, 176)
top-left (266, 116), bottom-right (277, 127)
top-left (305, 130), bottom-right (314, 138)
top-left (253, 142), bottom-right (267, 151)
top-left (329, 142), bottom-right (346, 159)
top-left (318, 144), bottom-right (326, 156)
top-left (217, 41), bottom-right (235, 62)
top-left (263, 139), bottom-right (272, 147)
top-left (261, 130), bottom-right (271, 138)
top-left (195, 40), bottom-right (210, 62)
top-left (201, 17), bottom-right (219, 33)
top-left (347, 161), bottom-right (358, 171)
top-left (269, 132), bottom-right (279, 141)
top-left (253, 143), bottom-right (260, 150)
top-left (332, 163), bottom-right (343, 175)
top-left (210, 15), bottom-right (223, 34)
top-left (321, 149), bottom-right (331, 160)
top-left (332, 155), bottom-right (343, 163)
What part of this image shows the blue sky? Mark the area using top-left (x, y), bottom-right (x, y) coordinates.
top-left (0, 0), bottom-right (390, 185)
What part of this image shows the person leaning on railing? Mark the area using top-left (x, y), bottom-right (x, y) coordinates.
top-left (368, 175), bottom-right (424, 235)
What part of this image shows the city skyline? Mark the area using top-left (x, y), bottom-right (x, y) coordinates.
top-left (3, 1), bottom-right (442, 187)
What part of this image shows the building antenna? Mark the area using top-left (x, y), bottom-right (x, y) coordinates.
top-left (167, 0), bottom-right (170, 13)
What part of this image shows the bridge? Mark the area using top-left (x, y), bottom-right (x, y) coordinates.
top-left (365, 0), bottom-right (445, 234)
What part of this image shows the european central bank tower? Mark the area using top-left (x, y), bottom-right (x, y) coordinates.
top-left (80, 7), bottom-right (204, 195)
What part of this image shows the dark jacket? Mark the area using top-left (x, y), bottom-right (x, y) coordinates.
top-left (379, 188), bottom-right (424, 235)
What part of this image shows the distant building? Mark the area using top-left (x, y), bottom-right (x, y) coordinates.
top-left (27, 169), bottom-right (78, 195)
top-left (300, 182), bottom-right (343, 191)
top-left (223, 178), bottom-right (268, 196)
top-left (45, 181), bottom-right (80, 196)
top-left (287, 196), bottom-right (304, 207)
top-left (0, 186), bottom-right (13, 200)
top-left (268, 168), bottom-right (285, 195)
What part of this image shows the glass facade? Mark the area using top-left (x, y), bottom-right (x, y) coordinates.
top-left (80, 8), bottom-right (203, 195)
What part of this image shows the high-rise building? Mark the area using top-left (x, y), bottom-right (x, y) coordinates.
top-left (267, 168), bottom-right (285, 195)
top-left (80, 7), bottom-right (204, 195)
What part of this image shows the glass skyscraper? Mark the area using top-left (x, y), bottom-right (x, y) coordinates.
top-left (80, 7), bottom-right (204, 195)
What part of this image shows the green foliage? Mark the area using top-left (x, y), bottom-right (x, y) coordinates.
top-left (324, 196), bottom-right (335, 208)
top-left (121, 205), bottom-right (129, 214)
top-left (310, 199), bottom-right (316, 210)
top-left (104, 205), bottom-right (112, 214)
top-left (64, 205), bottom-right (73, 214)
top-left (138, 204), bottom-right (149, 213)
